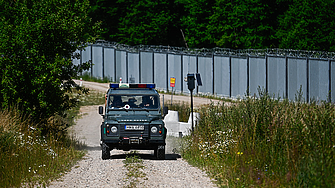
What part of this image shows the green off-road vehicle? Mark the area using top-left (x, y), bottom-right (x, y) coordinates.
top-left (99, 83), bottom-right (168, 160)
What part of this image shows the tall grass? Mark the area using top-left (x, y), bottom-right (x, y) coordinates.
top-left (181, 90), bottom-right (335, 187)
top-left (0, 88), bottom-right (105, 187)
top-left (165, 100), bottom-right (190, 122)
top-left (0, 109), bottom-right (85, 187)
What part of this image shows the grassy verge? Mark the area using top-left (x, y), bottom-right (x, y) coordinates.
top-left (178, 91), bottom-right (335, 187)
top-left (0, 88), bottom-right (105, 187)
top-left (0, 109), bottom-right (85, 188)
top-left (75, 72), bottom-right (112, 83)
top-left (123, 151), bottom-right (147, 188)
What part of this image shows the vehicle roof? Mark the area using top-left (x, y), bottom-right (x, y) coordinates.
top-left (108, 88), bottom-right (159, 95)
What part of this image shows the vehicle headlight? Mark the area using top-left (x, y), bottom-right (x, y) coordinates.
top-left (151, 126), bottom-right (158, 133)
top-left (111, 126), bottom-right (118, 133)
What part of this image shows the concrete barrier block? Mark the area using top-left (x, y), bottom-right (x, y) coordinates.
top-left (188, 112), bottom-right (200, 126)
top-left (164, 110), bottom-right (200, 137)
top-left (164, 110), bottom-right (179, 122)
top-left (165, 121), bottom-right (180, 137)
top-left (179, 122), bottom-right (192, 136)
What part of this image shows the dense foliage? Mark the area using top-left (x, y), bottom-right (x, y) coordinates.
top-left (0, 0), bottom-right (99, 121)
top-left (90, 0), bottom-right (335, 51)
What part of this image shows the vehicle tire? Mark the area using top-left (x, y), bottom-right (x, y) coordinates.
top-left (156, 145), bottom-right (165, 160)
top-left (154, 148), bottom-right (157, 157)
top-left (102, 143), bottom-right (110, 160)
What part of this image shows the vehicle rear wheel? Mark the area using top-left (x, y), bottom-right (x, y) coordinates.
top-left (102, 143), bottom-right (110, 160)
top-left (156, 145), bottom-right (165, 160)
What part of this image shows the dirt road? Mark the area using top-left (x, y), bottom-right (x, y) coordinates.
top-left (48, 81), bottom-right (217, 187)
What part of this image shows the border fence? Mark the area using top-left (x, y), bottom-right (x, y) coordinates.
top-left (72, 40), bottom-right (335, 102)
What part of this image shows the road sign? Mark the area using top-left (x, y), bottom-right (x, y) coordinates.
top-left (170, 77), bottom-right (176, 87)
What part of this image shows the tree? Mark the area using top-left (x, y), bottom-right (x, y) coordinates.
top-left (115, 0), bottom-right (183, 46)
top-left (277, 0), bottom-right (335, 51)
top-left (0, 0), bottom-right (99, 120)
top-left (90, 0), bottom-right (185, 46)
top-left (206, 0), bottom-right (285, 49)
top-left (89, 0), bottom-right (121, 41)
top-left (177, 0), bottom-right (215, 48)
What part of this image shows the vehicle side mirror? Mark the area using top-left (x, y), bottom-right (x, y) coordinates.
top-left (99, 106), bottom-right (103, 115)
top-left (163, 106), bottom-right (168, 116)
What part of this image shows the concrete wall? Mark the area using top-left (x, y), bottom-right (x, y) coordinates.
top-left (74, 44), bottom-right (334, 102)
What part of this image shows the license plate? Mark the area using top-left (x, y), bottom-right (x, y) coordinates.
top-left (125, 125), bottom-right (144, 130)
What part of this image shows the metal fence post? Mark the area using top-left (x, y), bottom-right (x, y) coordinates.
top-left (102, 46), bottom-right (104, 78)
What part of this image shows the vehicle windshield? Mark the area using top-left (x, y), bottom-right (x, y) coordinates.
top-left (108, 95), bottom-right (159, 109)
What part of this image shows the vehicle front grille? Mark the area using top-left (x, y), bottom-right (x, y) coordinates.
top-left (119, 124), bottom-right (149, 138)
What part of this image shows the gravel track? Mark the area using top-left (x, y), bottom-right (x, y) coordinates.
top-left (48, 103), bottom-right (217, 187)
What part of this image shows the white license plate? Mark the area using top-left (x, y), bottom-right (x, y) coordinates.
top-left (125, 125), bottom-right (144, 130)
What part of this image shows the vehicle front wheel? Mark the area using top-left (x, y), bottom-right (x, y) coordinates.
top-left (101, 143), bottom-right (110, 160)
top-left (156, 145), bottom-right (165, 160)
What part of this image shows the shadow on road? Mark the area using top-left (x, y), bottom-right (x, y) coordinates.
top-left (83, 146), bottom-right (182, 160)
top-left (109, 152), bottom-right (181, 161)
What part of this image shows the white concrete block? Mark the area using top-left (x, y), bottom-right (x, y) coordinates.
top-left (163, 110), bottom-right (200, 137)
top-left (164, 110), bottom-right (179, 122)
top-left (165, 122), bottom-right (180, 137)
top-left (179, 122), bottom-right (192, 136)
top-left (188, 112), bottom-right (200, 126)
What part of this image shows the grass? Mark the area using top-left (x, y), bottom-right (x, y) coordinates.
top-left (165, 100), bottom-right (191, 122)
top-left (178, 89), bottom-right (335, 187)
top-left (0, 109), bottom-right (85, 188)
top-left (0, 88), bottom-right (105, 187)
top-left (75, 72), bottom-right (112, 83)
top-left (123, 151), bottom-right (147, 188)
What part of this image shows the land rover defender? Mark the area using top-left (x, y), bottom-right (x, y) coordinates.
top-left (98, 83), bottom-right (168, 160)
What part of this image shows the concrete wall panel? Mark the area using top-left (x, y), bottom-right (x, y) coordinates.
top-left (309, 59), bottom-right (329, 101)
top-left (92, 46), bottom-right (103, 78)
top-left (115, 51), bottom-right (127, 83)
top-left (104, 48), bottom-right (114, 81)
top-left (249, 57), bottom-right (266, 96)
top-left (288, 58), bottom-right (307, 101)
top-left (267, 57), bottom-right (286, 98)
top-left (128, 52), bottom-right (139, 83)
top-left (81, 46), bottom-right (91, 75)
top-left (231, 58), bottom-right (247, 98)
top-left (168, 54), bottom-right (182, 92)
top-left (214, 56), bottom-right (230, 97)
top-left (154, 53), bottom-right (167, 90)
top-left (198, 56), bottom-right (213, 94)
top-left (182, 55), bottom-right (197, 93)
top-left (140, 52), bottom-right (153, 83)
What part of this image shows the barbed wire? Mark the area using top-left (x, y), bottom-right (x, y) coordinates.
top-left (93, 40), bottom-right (335, 60)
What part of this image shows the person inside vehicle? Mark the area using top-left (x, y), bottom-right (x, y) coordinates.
top-left (127, 97), bottom-right (137, 108)
top-left (140, 95), bottom-right (153, 108)
top-left (111, 95), bottom-right (124, 108)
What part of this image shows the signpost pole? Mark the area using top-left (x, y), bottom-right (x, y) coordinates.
top-left (186, 73), bottom-right (201, 134)
top-left (170, 77), bottom-right (176, 106)
top-left (190, 89), bottom-right (194, 132)
top-left (171, 87), bottom-right (173, 106)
